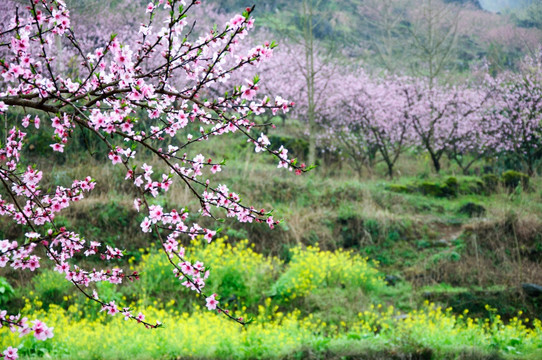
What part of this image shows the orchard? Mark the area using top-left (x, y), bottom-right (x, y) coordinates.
top-left (312, 57), bottom-right (542, 177)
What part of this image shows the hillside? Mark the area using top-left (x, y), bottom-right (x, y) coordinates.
top-left (478, 0), bottom-right (533, 12)
top-left (206, 0), bottom-right (541, 74)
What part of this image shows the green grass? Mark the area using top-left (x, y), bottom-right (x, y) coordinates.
top-left (3, 119), bottom-right (542, 358)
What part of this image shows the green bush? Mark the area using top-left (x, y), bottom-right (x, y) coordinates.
top-left (419, 181), bottom-right (457, 197)
top-left (130, 248), bottom-right (187, 307)
top-left (271, 245), bottom-right (386, 300)
top-left (501, 170), bottom-right (529, 190)
top-left (444, 176), bottom-right (458, 196)
top-left (0, 277), bottom-right (14, 307)
top-left (482, 174), bottom-right (499, 193)
top-left (190, 237), bottom-right (279, 309)
top-left (268, 135), bottom-right (309, 159)
top-left (419, 182), bottom-right (444, 197)
top-left (132, 237), bottom-right (279, 310)
top-left (387, 184), bottom-right (412, 194)
top-left (458, 202), bottom-right (486, 217)
top-left (388, 177), bottom-right (488, 198)
top-left (457, 177), bottom-right (484, 195)
top-left (31, 270), bottom-right (72, 310)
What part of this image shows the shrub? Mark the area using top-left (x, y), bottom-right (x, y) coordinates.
top-left (387, 184), bottom-right (412, 194)
top-left (189, 237), bottom-right (280, 309)
top-left (501, 170), bottom-right (530, 190)
top-left (268, 135), bottom-right (309, 159)
top-left (132, 237), bottom-right (279, 310)
top-left (31, 270), bottom-right (72, 310)
top-left (419, 181), bottom-right (456, 197)
top-left (458, 202), bottom-right (486, 218)
top-left (271, 245), bottom-right (386, 300)
top-left (457, 177), bottom-right (485, 195)
top-left (444, 176), bottom-right (459, 196)
top-left (0, 277), bottom-right (14, 307)
top-left (482, 174), bottom-right (499, 193)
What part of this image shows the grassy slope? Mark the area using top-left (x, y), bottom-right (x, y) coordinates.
top-left (3, 119), bottom-right (541, 311)
top-left (1, 119), bottom-right (542, 358)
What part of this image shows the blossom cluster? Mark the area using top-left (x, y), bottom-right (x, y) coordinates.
top-left (0, 0), bottom-right (302, 354)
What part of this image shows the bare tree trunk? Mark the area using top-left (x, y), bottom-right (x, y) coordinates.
top-left (303, 0), bottom-right (318, 166)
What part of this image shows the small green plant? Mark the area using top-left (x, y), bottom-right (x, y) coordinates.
top-left (0, 277), bottom-right (14, 307)
top-left (31, 270), bottom-right (72, 310)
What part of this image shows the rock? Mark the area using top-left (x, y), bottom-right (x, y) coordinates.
top-left (422, 291), bottom-right (433, 299)
top-left (501, 170), bottom-right (529, 190)
top-left (384, 275), bottom-right (400, 286)
top-left (433, 239), bottom-right (451, 247)
top-left (522, 283), bottom-right (542, 297)
top-left (458, 202), bottom-right (486, 218)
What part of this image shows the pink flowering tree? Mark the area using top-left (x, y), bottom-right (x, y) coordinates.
top-left (485, 52), bottom-right (542, 175)
top-left (0, 0), bottom-right (302, 357)
top-left (437, 85), bottom-right (495, 174)
top-left (317, 72), bottom-right (410, 178)
top-left (342, 74), bottom-right (411, 178)
top-left (229, 40), bottom-right (343, 164)
top-left (401, 78), bottom-right (487, 173)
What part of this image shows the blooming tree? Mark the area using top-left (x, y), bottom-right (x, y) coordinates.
top-left (334, 73), bottom-right (411, 178)
top-left (0, 0), bottom-right (301, 357)
top-left (318, 71), bottom-right (489, 177)
top-left (225, 39), bottom-right (345, 166)
top-left (400, 78), bottom-right (485, 173)
top-left (485, 53), bottom-right (542, 175)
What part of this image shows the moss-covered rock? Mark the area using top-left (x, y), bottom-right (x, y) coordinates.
top-left (482, 174), bottom-right (499, 193)
top-left (458, 202), bottom-right (486, 218)
top-left (458, 177), bottom-right (485, 195)
top-left (501, 170), bottom-right (529, 190)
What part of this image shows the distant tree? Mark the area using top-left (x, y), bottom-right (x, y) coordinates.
top-left (321, 72), bottom-right (411, 178)
top-left (263, 0), bottom-right (339, 166)
top-left (401, 78), bottom-right (485, 173)
top-left (486, 52), bottom-right (542, 175)
top-left (357, 0), bottom-right (408, 72)
top-left (406, 0), bottom-right (460, 88)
